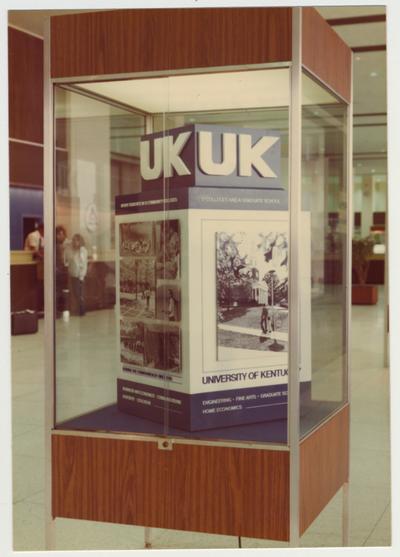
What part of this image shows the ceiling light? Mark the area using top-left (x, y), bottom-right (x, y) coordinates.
top-left (357, 163), bottom-right (362, 167)
top-left (355, 56), bottom-right (361, 62)
top-left (370, 71), bottom-right (378, 77)
top-left (371, 168), bottom-right (376, 173)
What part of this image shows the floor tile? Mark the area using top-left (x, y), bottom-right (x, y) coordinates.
top-left (54, 518), bottom-right (146, 551)
top-left (24, 489), bottom-right (45, 505)
top-left (12, 426), bottom-right (45, 459)
top-left (12, 454), bottom-right (45, 503)
top-left (13, 500), bottom-right (45, 551)
top-left (363, 505), bottom-right (391, 546)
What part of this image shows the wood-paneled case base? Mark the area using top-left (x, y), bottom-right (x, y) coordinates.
top-left (52, 405), bottom-right (349, 540)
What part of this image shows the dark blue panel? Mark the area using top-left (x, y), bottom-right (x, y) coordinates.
top-left (9, 187), bottom-right (43, 250)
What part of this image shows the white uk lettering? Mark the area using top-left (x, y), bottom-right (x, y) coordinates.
top-left (140, 130), bottom-right (279, 180)
top-left (140, 133), bottom-right (191, 180)
top-left (163, 131), bottom-right (191, 178)
top-left (239, 134), bottom-right (279, 178)
top-left (140, 137), bottom-right (163, 180)
top-left (198, 131), bottom-right (236, 176)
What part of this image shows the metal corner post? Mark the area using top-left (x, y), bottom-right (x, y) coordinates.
top-left (345, 55), bottom-right (353, 421)
top-left (43, 16), bottom-right (56, 550)
top-left (342, 51), bottom-right (354, 547)
top-left (288, 6), bottom-right (302, 547)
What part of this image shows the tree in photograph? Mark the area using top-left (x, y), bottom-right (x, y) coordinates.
top-left (258, 231), bottom-right (278, 263)
top-left (263, 269), bottom-right (279, 307)
top-left (274, 276), bottom-right (288, 306)
top-left (262, 269), bottom-right (285, 351)
top-left (134, 259), bottom-right (139, 300)
top-left (216, 232), bottom-right (251, 309)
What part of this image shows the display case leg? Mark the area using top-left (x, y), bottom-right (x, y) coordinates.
top-left (238, 536), bottom-right (242, 548)
top-left (289, 531), bottom-right (300, 547)
top-left (342, 481), bottom-right (350, 546)
top-left (45, 517), bottom-right (56, 550)
top-left (144, 527), bottom-right (152, 549)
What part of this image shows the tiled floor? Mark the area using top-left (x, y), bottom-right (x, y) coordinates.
top-left (11, 289), bottom-right (390, 550)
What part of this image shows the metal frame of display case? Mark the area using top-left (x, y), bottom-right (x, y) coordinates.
top-left (43, 6), bottom-right (352, 549)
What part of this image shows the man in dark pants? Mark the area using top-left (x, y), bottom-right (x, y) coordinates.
top-left (260, 304), bottom-right (269, 334)
top-left (55, 225), bottom-right (68, 317)
top-left (24, 222), bottom-right (45, 316)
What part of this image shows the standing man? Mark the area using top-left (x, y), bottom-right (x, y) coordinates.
top-left (24, 221), bottom-right (44, 253)
top-left (66, 234), bottom-right (88, 316)
top-left (260, 303), bottom-right (269, 334)
top-left (55, 225), bottom-right (69, 317)
top-left (24, 222), bottom-right (44, 315)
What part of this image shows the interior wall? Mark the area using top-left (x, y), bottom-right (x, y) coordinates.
top-left (9, 187), bottom-right (43, 250)
top-left (8, 25), bottom-right (44, 249)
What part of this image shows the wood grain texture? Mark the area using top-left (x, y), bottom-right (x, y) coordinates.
top-left (326, 14), bottom-right (385, 26)
top-left (52, 435), bottom-right (290, 540)
top-left (9, 141), bottom-right (43, 188)
top-left (300, 404), bottom-right (349, 535)
top-left (50, 8), bottom-right (292, 78)
top-left (352, 45), bottom-right (386, 53)
top-left (302, 8), bottom-right (352, 102)
top-left (8, 27), bottom-right (44, 143)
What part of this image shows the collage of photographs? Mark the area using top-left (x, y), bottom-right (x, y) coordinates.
top-left (119, 219), bottom-right (181, 374)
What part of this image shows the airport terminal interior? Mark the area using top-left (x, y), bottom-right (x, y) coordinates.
top-left (8, 6), bottom-right (390, 550)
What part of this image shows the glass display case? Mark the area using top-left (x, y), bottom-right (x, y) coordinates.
top-left (45, 6), bottom-right (352, 547)
top-left (52, 69), bottom-right (348, 443)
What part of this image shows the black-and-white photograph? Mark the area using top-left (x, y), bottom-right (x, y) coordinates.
top-left (155, 219), bottom-right (180, 279)
top-left (119, 258), bottom-right (156, 318)
top-left (143, 324), bottom-right (181, 373)
top-left (216, 227), bottom-right (289, 360)
top-left (120, 320), bottom-right (145, 366)
top-left (120, 221), bottom-right (154, 257)
top-left (155, 283), bottom-right (181, 322)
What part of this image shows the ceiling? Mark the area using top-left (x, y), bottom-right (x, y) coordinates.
top-left (316, 7), bottom-right (385, 19)
top-left (317, 6), bottom-right (387, 176)
top-left (8, 6), bottom-right (387, 177)
top-left (77, 69), bottom-right (336, 114)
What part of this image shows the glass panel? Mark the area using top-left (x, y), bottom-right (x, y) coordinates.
top-left (54, 87), bottom-right (145, 425)
top-left (55, 67), bottom-right (295, 447)
top-left (113, 68), bottom-right (291, 445)
top-left (353, 120), bottom-right (387, 258)
top-left (352, 49), bottom-right (387, 253)
top-left (300, 73), bottom-right (348, 437)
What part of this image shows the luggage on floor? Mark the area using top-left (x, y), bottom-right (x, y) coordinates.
top-left (11, 310), bottom-right (38, 335)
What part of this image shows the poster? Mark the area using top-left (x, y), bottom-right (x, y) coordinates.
top-left (118, 218), bottom-right (182, 374)
top-left (116, 193), bottom-right (311, 431)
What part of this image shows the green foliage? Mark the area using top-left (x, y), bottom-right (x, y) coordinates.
top-left (352, 236), bottom-right (374, 284)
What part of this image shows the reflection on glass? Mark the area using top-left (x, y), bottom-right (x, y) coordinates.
top-left (54, 87), bottom-right (145, 424)
top-left (300, 73), bottom-right (348, 437)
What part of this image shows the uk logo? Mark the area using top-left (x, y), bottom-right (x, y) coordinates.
top-left (140, 124), bottom-right (282, 190)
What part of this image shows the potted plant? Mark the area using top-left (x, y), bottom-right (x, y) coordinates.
top-left (352, 236), bottom-right (378, 304)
